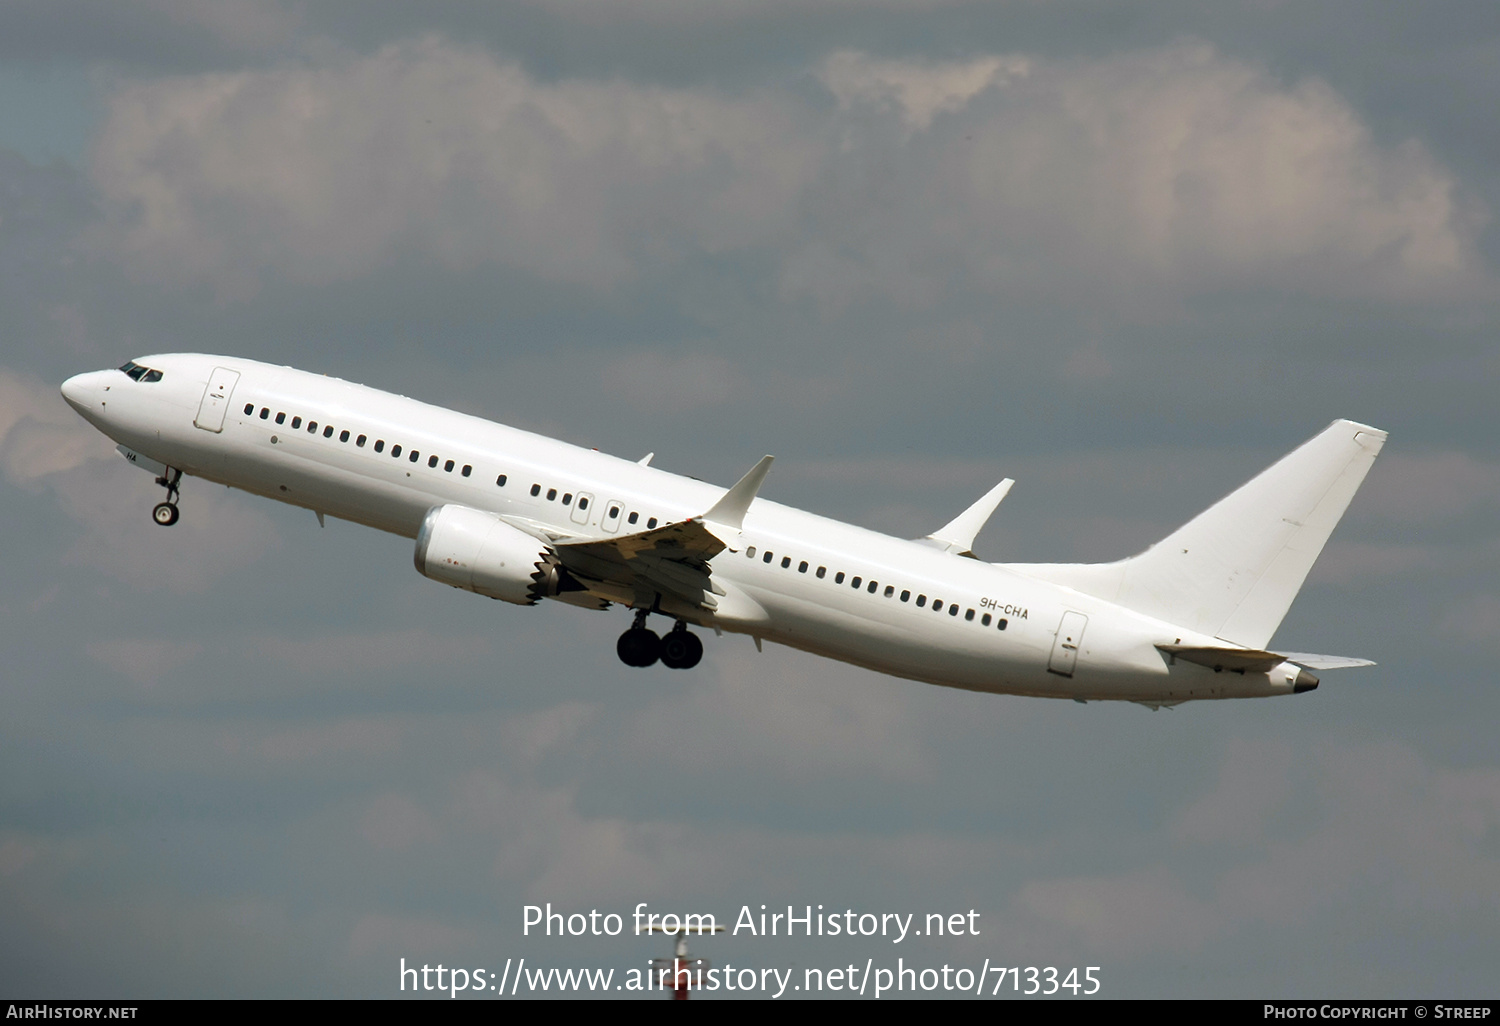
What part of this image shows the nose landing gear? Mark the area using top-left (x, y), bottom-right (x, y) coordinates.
top-left (616, 611), bottom-right (703, 669)
top-left (151, 468), bottom-right (182, 526)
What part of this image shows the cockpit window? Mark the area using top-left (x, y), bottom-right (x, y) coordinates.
top-left (119, 360), bottom-right (164, 382)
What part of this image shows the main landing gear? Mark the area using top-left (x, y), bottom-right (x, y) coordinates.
top-left (616, 610), bottom-right (703, 669)
top-left (151, 468), bottom-right (182, 526)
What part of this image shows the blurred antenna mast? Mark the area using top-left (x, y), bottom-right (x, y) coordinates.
top-left (647, 921), bottom-right (724, 1000)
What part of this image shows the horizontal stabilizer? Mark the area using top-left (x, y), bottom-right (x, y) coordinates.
top-left (923, 478), bottom-right (1013, 557)
top-left (1157, 644), bottom-right (1374, 673)
top-left (1278, 652), bottom-right (1376, 670)
top-left (1156, 645), bottom-right (1285, 673)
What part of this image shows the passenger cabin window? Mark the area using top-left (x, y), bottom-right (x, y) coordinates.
top-left (391, 444), bottom-right (401, 457)
top-left (374, 440), bottom-right (384, 452)
top-left (964, 608), bottom-right (975, 621)
top-left (244, 404), bottom-right (254, 415)
top-left (325, 425), bottom-right (335, 438)
top-left (932, 600), bottom-right (942, 612)
top-left (746, 546), bottom-right (756, 558)
top-left (409, 450), bottom-right (420, 462)
top-left (428, 455), bottom-right (438, 468)
top-left (562, 493), bottom-right (572, 505)
top-left (647, 518), bottom-right (658, 529)
top-left (357, 435), bottom-right (367, 447)
top-left (835, 572), bottom-right (845, 584)
top-left (917, 595), bottom-right (927, 607)
top-left (340, 430), bottom-right (351, 442)
top-left (462, 465), bottom-right (472, 477)
top-left (884, 586), bottom-right (894, 597)
top-left (799, 561), bottom-right (808, 573)
top-left (867, 581), bottom-right (878, 594)
top-left (260, 408), bottom-right (270, 419)
top-left (900, 590), bottom-right (910, 602)
top-left (763, 551), bottom-right (774, 563)
top-left (445, 460), bottom-right (455, 472)
top-left (546, 488), bottom-right (557, 501)
top-left (816, 566), bottom-right (826, 579)
top-left (495, 474), bottom-right (507, 486)
top-left (982, 613), bottom-right (992, 626)
top-left (949, 605), bottom-right (960, 617)
top-left (781, 557), bottom-right (791, 569)
top-left (275, 412), bottom-right (285, 424)
top-left (998, 619), bottom-right (1008, 630)
top-left (851, 576), bottom-right (862, 589)
top-left (292, 417), bottom-right (302, 429)
top-left (628, 512), bottom-right (639, 524)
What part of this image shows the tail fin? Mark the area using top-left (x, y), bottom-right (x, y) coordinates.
top-left (1009, 420), bottom-right (1386, 648)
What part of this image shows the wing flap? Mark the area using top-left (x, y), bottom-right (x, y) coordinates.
top-left (552, 518), bottom-right (727, 609)
top-left (548, 455), bottom-right (773, 612)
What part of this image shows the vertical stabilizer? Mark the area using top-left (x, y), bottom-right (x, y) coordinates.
top-left (1009, 420), bottom-right (1386, 648)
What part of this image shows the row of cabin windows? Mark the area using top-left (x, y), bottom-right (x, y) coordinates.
top-left (519, 481), bottom-right (660, 529)
top-left (742, 545), bottom-right (1009, 631)
top-left (248, 404), bottom-right (670, 535)
top-left (247, 404), bottom-right (473, 477)
top-left (248, 404), bottom-right (668, 532)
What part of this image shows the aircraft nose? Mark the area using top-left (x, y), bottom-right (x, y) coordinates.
top-left (60, 370), bottom-right (107, 414)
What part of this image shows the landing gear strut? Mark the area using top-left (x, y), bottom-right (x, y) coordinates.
top-left (616, 611), bottom-right (703, 669)
top-left (152, 468), bottom-right (181, 526)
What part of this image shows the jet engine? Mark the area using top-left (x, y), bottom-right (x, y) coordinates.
top-left (414, 503), bottom-right (568, 605)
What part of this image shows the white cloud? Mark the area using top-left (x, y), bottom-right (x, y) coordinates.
top-left (821, 51), bottom-right (1032, 130)
top-left (0, 370), bottom-right (111, 485)
top-left (90, 36), bottom-right (819, 299)
top-left (86, 40), bottom-right (1484, 308)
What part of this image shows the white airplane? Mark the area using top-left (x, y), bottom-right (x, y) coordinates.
top-left (61, 354), bottom-right (1384, 707)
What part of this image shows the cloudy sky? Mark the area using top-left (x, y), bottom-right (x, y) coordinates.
top-left (3, 0), bottom-right (1498, 999)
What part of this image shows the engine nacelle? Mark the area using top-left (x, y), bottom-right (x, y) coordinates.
top-left (414, 504), bottom-right (562, 605)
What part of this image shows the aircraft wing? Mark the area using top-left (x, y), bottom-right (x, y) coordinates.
top-left (551, 518), bottom-right (729, 610)
top-left (544, 455), bottom-right (775, 612)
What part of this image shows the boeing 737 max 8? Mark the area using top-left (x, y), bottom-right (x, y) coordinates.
top-left (61, 354), bottom-right (1385, 707)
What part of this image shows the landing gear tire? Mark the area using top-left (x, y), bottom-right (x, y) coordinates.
top-left (617, 628), bottom-right (662, 667)
top-left (660, 626), bottom-right (703, 670)
top-left (152, 468), bottom-right (182, 525)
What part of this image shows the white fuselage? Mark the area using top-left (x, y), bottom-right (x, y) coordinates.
top-left (60, 354), bottom-right (1303, 704)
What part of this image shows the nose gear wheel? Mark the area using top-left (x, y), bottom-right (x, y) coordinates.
top-left (151, 468), bottom-right (182, 526)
